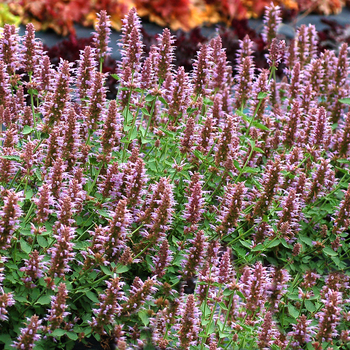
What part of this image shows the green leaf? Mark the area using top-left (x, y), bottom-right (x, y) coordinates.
top-left (207, 321), bottom-right (215, 335)
top-left (252, 120), bottom-right (270, 131)
top-left (129, 127), bottom-right (138, 140)
top-left (265, 239), bottom-right (281, 248)
top-left (141, 137), bottom-right (152, 144)
top-left (110, 74), bottom-right (121, 80)
top-left (115, 264), bottom-right (130, 274)
top-left (239, 240), bottom-right (252, 249)
top-left (323, 246), bottom-right (337, 256)
top-left (258, 92), bottom-right (268, 99)
top-left (243, 167), bottom-right (260, 173)
top-left (123, 107), bottom-right (133, 124)
top-left (158, 96), bottom-right (168, 106)
top-left (219, 331), bottom-right (231, 339)
top-left (141, 107), bottom-right (150, 116)
top-left (305, 300), bottom-right (316, 313)
top-left (66, 332), bottom-right (78, 340)
top-left (20, 238), bottom-right (31, 254)
top-left (223, 289), bottom-right (234, 297)
top-left (28, 88), bottom-right (38, 95)
top-left (22, 125), bottom-right (33, 135)
top-left (98, 209), bottom-right (111, 219)
top-left (35, 169), bottom-right (42, 181)
top-left (200, 303), bottom-right (211, 318)
top-left (337, 158), bottom-right (350, 164)
top-left (203, 97), bottom-right (214, 106)
top-left (138, 310), bottom-right (150, 326)
top-left (36, 295), bottom-right (52, 305)
top-left (145, 94), bottom-right (155, 102)
top-left (86, 291), bottom-right (99, 303)
top-left (14, 295), bottom-right (27, 303)
top-left (218, 301), bottom-right (228, 311)
top-left (252, 243), bottom-right (264, 251)
top-left (0, 334), bottom-right (12, 346)
top-left (100, 265), bottom-right (113, 276)
top-left (338, 98), bottom-right (350, 105)
top-left (233, 160), bottom-right (242, 171)
top-left (51, 329), bottom-right (66, 337)
top-left (0, 155), bottom-right (22, 162)
top-left (25, 189), bottom-right (33, 200)
top-left (254, 146), bottom-right (265, 153)
top-left (288, 304), bottom-right (299, 319)
top-left (299, 235), bottom-right (313, 247)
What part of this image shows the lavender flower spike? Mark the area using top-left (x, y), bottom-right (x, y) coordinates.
top-left (262, 2), bottom-right (282, 47)
top-left (92, 10), bottom-right (112, 64)
top-left (12, 315), bottom-right (43, 350)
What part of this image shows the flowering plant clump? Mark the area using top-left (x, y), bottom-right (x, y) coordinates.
top-left (1, 4), bottom-right (350, 350)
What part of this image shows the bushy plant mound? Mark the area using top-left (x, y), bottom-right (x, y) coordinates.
top-left (1, 5), bottom-right (350, 350)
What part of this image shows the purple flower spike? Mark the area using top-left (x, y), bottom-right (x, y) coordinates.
top-left (92, 10), bottom-right (112, 63)
top-left (12, 315), bottom-right (42, 350)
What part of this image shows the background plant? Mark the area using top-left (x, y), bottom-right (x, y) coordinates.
top-left (4, 0), bottom-right (350, 35)
top-left (0, 4), bottom-right (350, 350)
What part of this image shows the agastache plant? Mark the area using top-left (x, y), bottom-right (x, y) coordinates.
top-left (1, 5), bottom-right (350, 350)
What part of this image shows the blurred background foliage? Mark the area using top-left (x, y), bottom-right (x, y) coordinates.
top-left (2, 0), bottom-right (350, 36)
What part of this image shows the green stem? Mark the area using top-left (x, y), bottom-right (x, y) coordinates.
top-left (218, 293), bottom-right (234, 347)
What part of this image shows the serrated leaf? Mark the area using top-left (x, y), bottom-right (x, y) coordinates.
top-left (110, 73), bottom-right (121, 80)
top-left (35, 169), bottom-right (42, 181)
top-left (219, 331), bottom-right (231, 339)
top-left (233, 160), bottom-right (242, 171)
top-left (28, 88), bottom-right (38, 95)
top-left (37, 236), bottom-right (48, 248)
top-left (200, 303), bottom-right (211, 318)
top-left (22, 125), bottom-right (33, 135)
top-left (0, 155), bottom-right (22, 162)
top-left (258, 92), bottom-right (268, 99)
top-left (243, 167), bottom-right (260, 173)
top-left (299, 235), bottom-right (313, 247)
top-left (138, 310), bottom-right (150, 326)
top-left (240, 240), bottom-right (252, 249)
top-left (323, 246), bottom-right (337, 256)
top-left (145, 94), bottom-right (155, 102)
top-left (141, 107), bottom-right (150, 116)
top-left (20, 238), bottom-right (31, 254)
top-left (207, 321), bottom-right (215, 335)
top-left (115, 264), bottom-right (129, 274)
top-left (98, 209), bottom-right (111, 219)
top-left (123, 107), bottom-right (133, 124)
top-left (305, 300), bottom-right (316, 313)
top-left (51, 329), bottom-right (66, 337)
top-left (252, 243), bottom-right (264, 251)
top-left (223, 289), bottom-right (234, 297)
top-left (14, 295), bottom-right (27, 302)
top-left (252, 121), bottom-right (270, 131)
top-left (100, 265), bottom-right (113, 276)
top-left (25, 189), bottom-right (33, 200)
top-left (36, 295), bottom-right (52, 305)
top-left (338, 98), bottom-right (350, 105)
top-left (86, 291), bottom-right (99, 303)
top-left (158, 96), bottom-right (168, 106)
top-left (129, 127), bottom-right (138, 140)
top-left (218, 301), bottom-right (228, 310)
top-left (265, 239), bottom-right (281, 248)
top-left (0, 334), bottom-right (12, 346)
top-left (66, 332), bottom-right (78, 340)
top-left (288, 304), bottom-right (299, 319)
